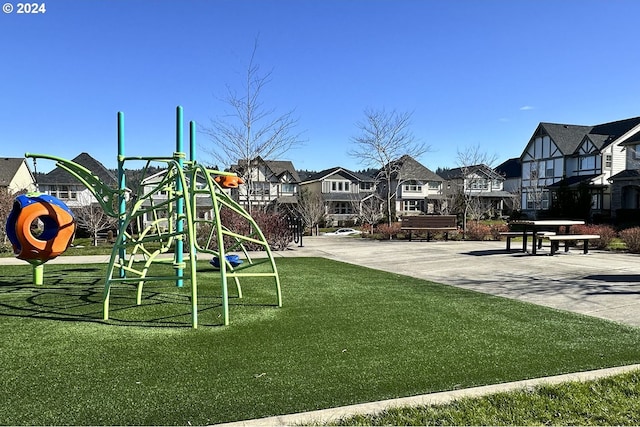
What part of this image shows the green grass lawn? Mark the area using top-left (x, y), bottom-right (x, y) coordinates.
top-left (2, 258), bottom-right (640, 425)
top-left (329, 369), bottom-right (640, 426)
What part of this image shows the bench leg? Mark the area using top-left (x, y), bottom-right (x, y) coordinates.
top-left (537, 238), bottom-right (543, 249)
top-left (564, 241), bottom-right (570, 252)
top-left (583, 239), bottom-right (589, 254)
top-left (506, 237), bottom-right (512, 251)
top-left (550, 241), bottom-right (558, 256)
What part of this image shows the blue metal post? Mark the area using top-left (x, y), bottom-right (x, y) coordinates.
top-left (175, 106), bottom-right (185, 287)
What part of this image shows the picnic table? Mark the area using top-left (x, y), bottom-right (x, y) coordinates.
top-left (508, 220), bottom-right (585, 255)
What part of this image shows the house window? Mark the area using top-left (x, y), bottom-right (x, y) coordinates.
top-left (281, 183), bottom-right (295, 193)
top-left (605, 154), bottom-right (612, 169)
top-left (428, 181), bottom-right (440, 190)
top-left (360, 182), bottom-right (373, 191)
top-left (402, 200), bottom-right (422, 212)
top-left (403, 180), bottom-right (422, 192)
top-left (470, 179), bottom-right (488, 190)
top-left (579, 156), bottom-right (595, 171)
top-left (333, 202), bottom-right (352, 214)
top-left (330, 181), bottom-right (350, 192)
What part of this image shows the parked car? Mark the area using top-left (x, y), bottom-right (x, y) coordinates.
top-left (324, 228), bottom-right (362, 236)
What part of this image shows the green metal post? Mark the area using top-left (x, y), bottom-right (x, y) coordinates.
top-left (117, 112), bottom-right (126, 278)
top-left (175, 106), bottom-right (184, 288)
top-left (190, 121), bottom-right (196, 163)
top-left (32, 263), bottom-right (44, 286)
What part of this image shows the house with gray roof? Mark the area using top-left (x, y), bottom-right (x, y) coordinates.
top-left (383, 155), bottom-right (445, 216)
top-left (439, 163), bottom-right (512, 219)
top-left (229, 157), bottom-right (300, 211)
top-left (36, 152), bottom-right (117, 208)
top-left (520, 117), bottom-right (640, 219)
top-left (0, 157), bottom-right (36, 194)
top-left (300, 166), bottom-right (378, 226)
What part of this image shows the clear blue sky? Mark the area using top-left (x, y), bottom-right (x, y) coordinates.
top-left (2, 0), bottom-right (639, 173)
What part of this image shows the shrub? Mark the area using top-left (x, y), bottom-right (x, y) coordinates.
top-left (195, 209), bottom-right (293, 252)
top-left (489, 223), bottom-right (509, 240)
top-left (572, 224), bottom-right (617, 249)
top-left (465, 222), bottom-right (492, 241)
top-left (376, 222), bottom-right (401, 240)
top-left (620, 227), bottom-right (640, 253)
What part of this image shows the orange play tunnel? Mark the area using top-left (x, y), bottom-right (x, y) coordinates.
top-left (6, 194), bottom-right (76, 262)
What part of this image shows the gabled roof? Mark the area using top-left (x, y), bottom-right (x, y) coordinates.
top-left (37, 152), bottom-right (117, 186)
top-left (264, 160), bottom-right (301, 182)
top-left (0, 158), bottom-right (29, 187)
top-left (390, 155), bottom-right (443, 182)
top-left (533, 116), bottom-right (640, 155)
top-left (438, 164), bottom-right (503, 181)
top-left (302, 166), bottom-right (374, 183)
top-left (495, 158), bottom-right (521, 179)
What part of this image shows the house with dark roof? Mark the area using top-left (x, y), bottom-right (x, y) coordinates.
top-left (229, 157), bottom-right (300, 211)
top-left (605, 121), bottom-right (640, 222)
top-left (300, 166), bottom-right (377, 226)
top-left (438, 164), bottom-right (512, 219)
top-left (36, 152), bottom-right (117, 207)
top-left (0, 157), bottom-right (36, 194)
top-left (383, 155), bottom-right (445, 216)
top-left (520, 117), bottom-right (640, 218)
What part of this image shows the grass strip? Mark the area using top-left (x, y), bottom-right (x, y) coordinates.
top-left (328, 369), bottom-right (640, 426)
top-left (1, 257), bottom-right (640, 425)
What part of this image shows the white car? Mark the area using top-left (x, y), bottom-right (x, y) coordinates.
top-left (325, 228), bottom-right (362, 236)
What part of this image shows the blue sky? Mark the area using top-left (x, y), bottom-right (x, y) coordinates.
top-left (2, 0), bottom-right (639, 174)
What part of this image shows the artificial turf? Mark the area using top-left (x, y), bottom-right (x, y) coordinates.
top-left (1, 257), bottom-right (640, 425)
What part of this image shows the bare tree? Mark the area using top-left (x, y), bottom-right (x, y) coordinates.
top-left (455, 145), bottom-right (498, 232)
top-left (72, 193), bottom-right (117, 246)
top-left (0, 188), bottom-right (27, 251)
top-left (201, 37), bottom-right (304, 213)
top-left (350, 194), bottom-right (384, 233)
top-left (294, 188), bottom-right (325, 236)
top-left (349, 108), bottom-right (428, 225)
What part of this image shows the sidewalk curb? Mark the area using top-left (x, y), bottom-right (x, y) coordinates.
top-left (214, 364), bottom-right (640, 426)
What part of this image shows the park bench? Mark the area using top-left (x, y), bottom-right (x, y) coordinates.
top-left (500, 231), bottom-right (556, 251)
top-left (544, 234), bottom-right (600, 255)
top-left (400, 215), bottom-right (457, 241)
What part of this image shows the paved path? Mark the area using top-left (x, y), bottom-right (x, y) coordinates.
top-left (282, 236), bottom-right (640, 327)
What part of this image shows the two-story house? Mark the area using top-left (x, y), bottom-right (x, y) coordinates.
top-left (605, 121), bottom-right (640, 223)
top-left (520, 117), bottom-right (640, 219)
top-left (495, 157), bottom-right (522, 214)
top-left (383, 155), bottom-right (444, 216)
top-left (0, 157), bottom-right (37, 194)
top-left (36, 152), bottom-right (117, 208)
top-left (299, 167), bottom-right (377, 226)
top-left (229, 157), bottom-right (300, 211)
top-left (439, 164), bottom-right (511, 219)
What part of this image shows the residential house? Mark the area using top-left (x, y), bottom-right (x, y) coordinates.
top-left (495, 157), bottom-right (522, 214)
top-left (520, 117), bottom-right (640, 219)
top-left (0, 157), bottom-right (37, 194)
top-left (36, 152), bottom-right (117, 208)
top-left (382, 155), bottom-right (445, 216)
top-left (438, 164), bottom-right (511, 219)
top-left (605, 122), bottom-right (640, 223)
top-left (229, 157), bottom-right (300, 211)
top-left (300, 167), bottom-right (377, 226)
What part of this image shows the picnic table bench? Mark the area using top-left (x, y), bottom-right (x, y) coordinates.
top-left (499, 231), bottom-right (556, 251)
top-left (400, 215), bottom-right (457, 241)
top-left (544, 234), bottom-right (600, 255)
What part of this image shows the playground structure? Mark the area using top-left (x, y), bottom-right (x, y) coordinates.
top-left (14, 106), bottom-right (281, 328)
top-left (5, 193), bottom-right (77, 285)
